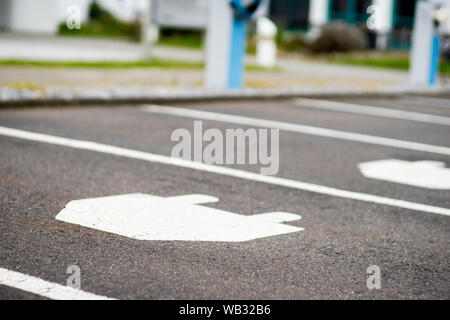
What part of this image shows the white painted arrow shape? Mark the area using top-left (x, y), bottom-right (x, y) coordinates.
top-left (359, 159), bottom-right (450, 189)
top-left (55, 193), bottom-right (303, 242)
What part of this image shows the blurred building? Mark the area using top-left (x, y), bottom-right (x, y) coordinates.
top-left (0, 0), bottom-right (449, 50)
top-left (270, 0), bottom-right (415, 49)
top-left (270, 0), bottom-right (450, 49)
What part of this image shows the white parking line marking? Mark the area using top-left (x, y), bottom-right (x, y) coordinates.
top-left (359, 159), bottom-right (450, 189)
top-left (0, 268), bottom-right (115, 300)
top-left (56, 193), bottom-right (304, 242)
top-left (143, 105), bottom-right (450, 156)
top-left (293, 98), bottom-right (450, 126)
top-left (0, 125), bottom-right (449, 217)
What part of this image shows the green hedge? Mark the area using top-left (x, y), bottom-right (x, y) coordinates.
top-left (58, 2), bottom-right (140, 41)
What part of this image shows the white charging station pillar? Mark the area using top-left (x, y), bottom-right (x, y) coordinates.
top-left (410, 1), bottom-right (441, 86)
top-left (205, 0), bottom-right (234, 89)
top-left (205, 0), bottom-right (265, 90)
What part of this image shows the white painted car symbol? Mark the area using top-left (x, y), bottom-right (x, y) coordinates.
top-left (55, 193), bottom-right (303, 242)
top-left (359, 159), bottom-right (450, 189)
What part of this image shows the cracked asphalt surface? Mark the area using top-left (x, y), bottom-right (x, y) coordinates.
top-left (0, 95), bottom-right (449, 299)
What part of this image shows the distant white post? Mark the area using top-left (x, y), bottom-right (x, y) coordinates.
top-left (372, 0), bottom-right (394, 50)
top-left (256, 17), bottom-right (277, 68)
top-left (141, 0), bottom-right (159, 60)
top-left (308, 0), bottom-right (329, 27)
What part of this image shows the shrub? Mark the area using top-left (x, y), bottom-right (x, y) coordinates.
top-left (442, 36), bottom-right (450, 62)
top-left (309, 22), bottom-right (368, 54)
top-left (158, 28), bottom-right (204, 49)
top-left (280, 33), bottom-right (309, 52)
top-left (89, 2), bottom-right (113, 21)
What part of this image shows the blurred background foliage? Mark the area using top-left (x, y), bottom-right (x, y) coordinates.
top-left (309, 22), bottom-right (368, 53)
top-left (58, 2), bottom-right (141, 41)
top-left (56, 1), bottom-right (449, 73)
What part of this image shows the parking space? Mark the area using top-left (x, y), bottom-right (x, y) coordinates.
top-left (0, 96), bottom-right (449, 299)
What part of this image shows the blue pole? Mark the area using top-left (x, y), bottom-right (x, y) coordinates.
top-left (228, 18), bottom-right (247, 89)
top-left (429, 33), bottom-right (440, 86)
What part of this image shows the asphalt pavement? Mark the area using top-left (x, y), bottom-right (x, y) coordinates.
top-left (0, 95), bottom-right (449, 299)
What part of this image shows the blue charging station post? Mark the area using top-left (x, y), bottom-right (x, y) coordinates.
top-left (205, 0), bottom-right (263, 90)
top-left (228, 11), bottom-right (247, 89)
top-left (410, 1), bottom-right (443, 86)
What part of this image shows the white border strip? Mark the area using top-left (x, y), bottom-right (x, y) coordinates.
top-left (293, 98), bottom-right (450, 126)
top-left (143, 105), bottom-right (450, 156)
top-left (0, 125), bottom-right (449, 217)
top-left (406, 96), bottom-right (450, 109)
top-left (0, 268), bottom-right (115, 300)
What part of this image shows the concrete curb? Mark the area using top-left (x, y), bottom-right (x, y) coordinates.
top-left (1, 85), bottom-right (450, 107)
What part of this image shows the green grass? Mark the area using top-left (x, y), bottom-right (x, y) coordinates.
top-left (58, 21), bottom-right (140, 41)
top-left (0, 59), bottom-right (278, 72)
top-left (0, 59), bottom-right (203, 69)
top-left (325, 52), bottom-right (450, 75)
top-left (157, 35), bottom-right (203, 49)
top-left (157, 35), bottom-right (258, 55)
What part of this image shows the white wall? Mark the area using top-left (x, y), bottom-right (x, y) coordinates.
top-left (3, 0), bottom-right (91, 34)
top-left (1, 0), bottom-right (143, 34)
top-left (9, 0), bottom-right (57, 33)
